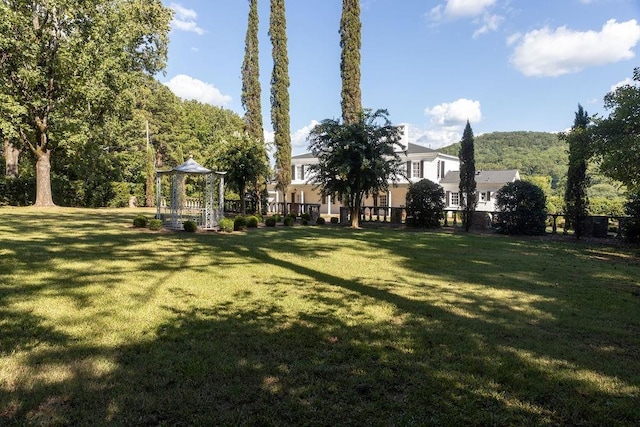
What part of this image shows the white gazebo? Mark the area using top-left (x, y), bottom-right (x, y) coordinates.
top-left (155, 157), bottom-right (226, 230)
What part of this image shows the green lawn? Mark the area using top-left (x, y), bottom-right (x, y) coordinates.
top-left (1, 208), bottom-right (639, 426)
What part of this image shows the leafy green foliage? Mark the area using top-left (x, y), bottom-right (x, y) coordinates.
top-left (133, 215), bottom-right (148, 228)
top-left (495, 180), bottom-right (547, 235)
top-left (316, 217), bottom-right (326, 225)
top-left (405, 179), bottom-right (445, 228)
top-left (623, 192), bottom-right (640, 242)
top-left (307, 109), bottom-right (405, 228)
top-left (340, 0), bottom-right (362, 124)
top-left (561, 105), bottom-right (591, 238)
top-left (265, 217), bottom-right (277, 227)
top-left (183, 221), bottom-right (197, 233)
top-left (246, 216), bottom-right (259, 228)
top-left (242, 0), bottom-right (264, 146)
top-left (218, 218), bottom-right (234, 233)
top-left (148, 219), bottom-right (163, 231)
top-left (330, 217), bottom-right (339, 224)
top-left (234, 215), bottom-right (247, 231)
top-left (592, 67), bottom-right (640, 193)
top-left (458, 121), bottom-right (477, 231)
top-left (269, 0), bottom-right (291, 199)
top-left (283, 216), bottom-right (294, 226)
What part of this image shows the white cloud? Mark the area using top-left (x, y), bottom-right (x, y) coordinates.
top-left (169, 3), bottom-right (205, 35)
top-left (610, 77), bottom-right (638, 92)
top-left (164, 75), bottom-right (232, 106)
top-left (425, 98), bottom-right (482, 125)
top-left (429, 0), bottom-right (502, 36)
top-left (291, 120), bottom-right (320, 149)
top-left (510, 19), bottom-right (640, 77)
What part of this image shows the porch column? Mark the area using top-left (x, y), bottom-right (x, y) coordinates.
top-left (328, 195), bottom-right (332, 216)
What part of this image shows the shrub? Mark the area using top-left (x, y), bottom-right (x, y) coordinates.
top-left (183, 220), bottom-right (197, 233)
top-left (273, 213), bottom-right (282, 222)
top-left (330, 217), bottom-right (339, 224)
top-left (234, 215), bottom-right (247, 231)
top-left (301, 213), bottom-right (311, 221)
top-left (301, 219), bottom-right (309, 226)
top-left (218, 218), bottom-right (234, 233)
top-left (316, 217), bottom-right (326, 225)
top-left (405, 179), bottom-right (445, 228)
top-left (246, 216), bottom-right (259, 228)
top-left (495, 180), bottom-right (547, 235)
top-left (622, 192), bottom-right (640, 243)
top-left (148, 219), bottom-right (163, 231)
top-left (283, 216), bottom-right (294, 226)
top-left (265, 217), bottom-right (277, 227)
top-left (133, 215), bottom-right (148, 228)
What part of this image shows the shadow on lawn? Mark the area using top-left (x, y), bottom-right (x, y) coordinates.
top-left (1, 212), bottom-right (639, 424)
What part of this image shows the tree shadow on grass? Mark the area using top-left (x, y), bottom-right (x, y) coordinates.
top-left (1, 212), bottom-right (639, 424)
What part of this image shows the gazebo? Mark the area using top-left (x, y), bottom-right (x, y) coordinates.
top-left (155, 157), bottom-right (226, 230)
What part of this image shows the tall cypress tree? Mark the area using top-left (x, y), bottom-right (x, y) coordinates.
top-left (241, 0), bottom-right (264, 145)
top-left (269, 0), bottom-right (291, 213)
top-left (340, 0), bottom-right (362, 125)
top-left (459, 121), bottom-right (477, 232)
top-left (563, 104), bottom-right (591, 238)
top-left (241, 0), bottom-right (267, 213)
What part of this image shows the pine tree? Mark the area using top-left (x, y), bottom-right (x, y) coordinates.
top-left (459, 121), bottom-right (477, 231)
top-left (269, 0), bottom-right (291, 212)
top-left (241, 0), bottom-right (264, 145)
top-left (563, 104), bottom-right (591, 238)
top-left (340, 0), bottom-right (362, 125)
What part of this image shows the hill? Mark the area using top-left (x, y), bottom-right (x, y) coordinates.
top-left (439, 131), bottom-right (567, 186)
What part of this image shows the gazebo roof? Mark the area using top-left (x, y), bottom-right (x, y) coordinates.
top-left (157, 157), bottom-right (212, 175)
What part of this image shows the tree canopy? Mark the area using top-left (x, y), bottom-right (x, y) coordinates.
top-left (340, 0), bottom-right (362, 125)
top-left (307, 109), bottom-right (404, 228)
top-left (458, 121), bottom-right (476, 231)
top-left (592, 67), bottom-right (640, 193)
top-left (0, 0), bottom-right (172, 206)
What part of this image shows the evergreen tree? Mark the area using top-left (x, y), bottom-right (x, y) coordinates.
top-left (242, 0), bottom-right (264, 146)
top-left (269, 0), bottom-right (291, 213)
top-left (340, 0), bottom-right (362, 125)
top-left (562, 104), bottom-right (591, 238)
top-left (458, 121), bottom-right (477, 231)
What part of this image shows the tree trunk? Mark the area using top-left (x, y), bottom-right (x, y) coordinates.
top-left (4, 138), bottom-right (20, 178)
top-left (350, 205), bottom-right (360, 228)
top-left (35, 148), bottom-right (55, 206)
top-left (240, 183), bottom-right (246, 216)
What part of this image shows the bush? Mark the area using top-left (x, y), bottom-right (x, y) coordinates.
top-left (218, 218), bottom-right (234, 233)
top-left (283, 216), bottom-right (294, 226)
top-left (301, 219), bottom-right (309, 226)
top-left (622, 192), bottom-right (640, 243)
top-left (234, 215), bottom-right (247, 231)
top-left (495, 180), bottom-right (547, 235)
top-left (183, 220), bottom-right (197, 232)
top-left (133, 215), bottom-right (148, 228)
top-left (316, 217), bottom-right (326, 225)
top-left (330, 217), bottom-right (339, 224)
top-left (246, 216), bottom-right (259, 228)
top-left (0, 176), bottom-right (35, 206)
top-left (265, 217), bottom-right (277, 227)
top-left (148, 219), bottom-right (163, 231)
top-left (273, 213), bottom-right (282, 222)
top-left (301, 213), bottom-right (311, 221)
top-left (405, 179), bottom-right (445, 228)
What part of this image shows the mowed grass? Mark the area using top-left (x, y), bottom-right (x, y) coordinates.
top-left (1, 208), bottom-right (639, 426)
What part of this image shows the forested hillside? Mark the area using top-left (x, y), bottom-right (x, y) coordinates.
top-left (440, 131), bottom-right (566, 184)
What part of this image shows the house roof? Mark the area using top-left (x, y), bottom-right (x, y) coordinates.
top-left (157, 157), bottom-right (218, 175)
top-left (440, 169), bottom-right (520, 184)
top-left (292, 142), bottom-right (442, 160)
top-left (292, 152), bottom-right (316, 160)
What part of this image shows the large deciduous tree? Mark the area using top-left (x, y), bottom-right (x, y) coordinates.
top-left (562, 104), bottom-right (591, 238)
top-left (0, 0), bottom-right (171, 206)
top-left (269, 0), bottom-right (291, 213)
top-left (458, 121), bottom-right (477, 231)
top-left (340, 0), bottom-right (362, 125)
top-left (592, 67), bottom-right (640, 193)
top-left (307, 109), bottom-right (405, 228)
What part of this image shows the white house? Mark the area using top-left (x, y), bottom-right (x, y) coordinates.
top-left (267, 125), bottom-right (519, 215)
top-left (439, 169), bottom-right (521, 212)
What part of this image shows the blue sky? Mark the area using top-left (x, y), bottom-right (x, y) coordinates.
top-left (160, 0), bottom-right (640, 154)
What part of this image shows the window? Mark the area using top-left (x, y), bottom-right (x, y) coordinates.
top-left (437, 160), bottom-right (445, 179)
top-left (412, 162), bottom-right (421, 179)
top-left (379, 194), bottom-right (388, 207)
top-left (479, 191), bottom-right (491, 202)
top-left (450, 192), bottom-right (460, 206)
